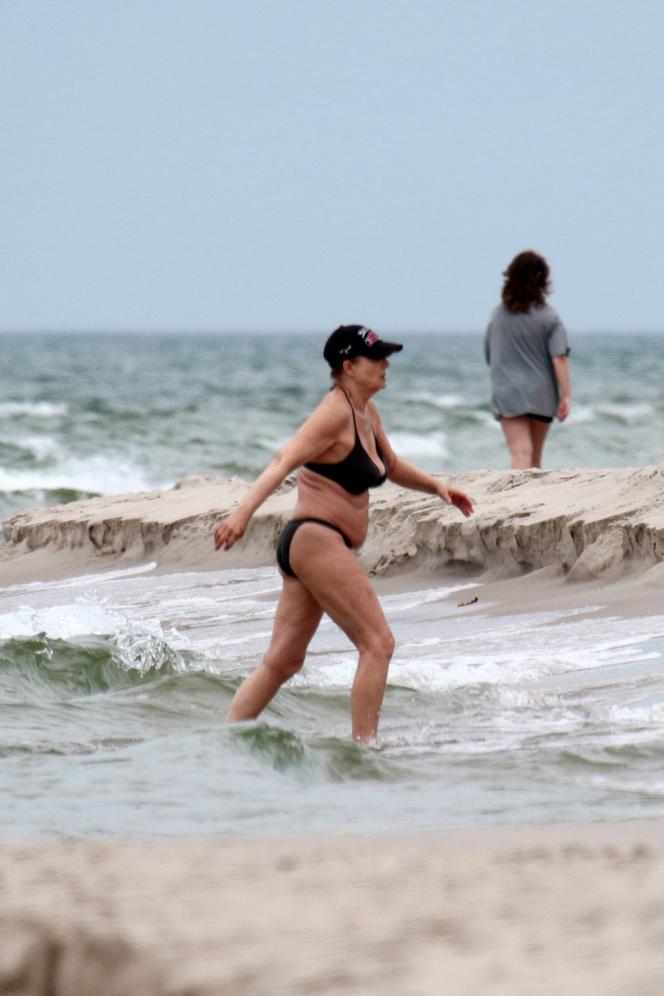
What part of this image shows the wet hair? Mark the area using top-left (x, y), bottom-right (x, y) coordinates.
top-left (501, 251), bottom-right (551, 313)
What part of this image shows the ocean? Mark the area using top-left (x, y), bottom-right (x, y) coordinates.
top-left (2, 330), bottom-right (663, 523)
top-left (1, 330), bottom-right (664, 838)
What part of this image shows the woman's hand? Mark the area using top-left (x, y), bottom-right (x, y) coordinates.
top-left (438, 483), bottom-right (474, 517)
top-left (556, 397), bottom-right (571, 422)
top-left (214, 507), bottom-right (250, 551)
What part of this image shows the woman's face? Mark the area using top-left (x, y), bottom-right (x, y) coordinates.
top-left (346, 355), bottom-right (389, 392)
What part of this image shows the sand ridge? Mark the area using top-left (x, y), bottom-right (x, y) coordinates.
top-left (2, 466), bottom-right (664, 587)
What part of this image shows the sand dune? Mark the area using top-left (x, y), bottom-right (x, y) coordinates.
top-left (3, 466), bottom-right (664, 587)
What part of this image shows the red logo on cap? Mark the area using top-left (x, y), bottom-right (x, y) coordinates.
top-left (364, 331), bottom-right (379, 346)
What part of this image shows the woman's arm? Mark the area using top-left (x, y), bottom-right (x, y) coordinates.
top-left (552, 355), bottom-right (571, 421)
top-left (214, 395), bottom-right (347, 551)
top-left (370, 404), bottom-right (474, 518)
top-left (388, 456), bottom-right (473, 516)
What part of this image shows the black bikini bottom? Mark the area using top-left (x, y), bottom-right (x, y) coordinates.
top-left (276, 518), bottom-right (352, 579)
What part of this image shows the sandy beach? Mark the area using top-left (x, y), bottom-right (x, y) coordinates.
top-left (3, 469), bottom-right (664, 994)
top-left (2, 821), bottom-right (664, 995)
top-left (3, 465), bottom-right (664, 615)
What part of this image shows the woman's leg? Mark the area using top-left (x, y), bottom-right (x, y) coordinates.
top-left (226, 575), bottom-right (324, 722)
top-left (499, 415), bottom-right (534, 469)
top-left (528, 418), bottom-right (551, 468)
top-left (289, 523), bottom-right (395, 744)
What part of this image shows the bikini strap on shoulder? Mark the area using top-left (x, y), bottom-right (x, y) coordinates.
top-left (338, 386), bottom-right (358, 428)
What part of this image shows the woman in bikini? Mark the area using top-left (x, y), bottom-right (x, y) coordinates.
top-left (214, 325), bottom-right (474, 743)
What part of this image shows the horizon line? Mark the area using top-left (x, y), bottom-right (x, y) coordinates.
top-left (0, 326), bottom-right (662, 336)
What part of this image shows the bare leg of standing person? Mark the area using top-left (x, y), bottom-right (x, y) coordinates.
top-left (226, 523), bottom-right (395, 743)
top-left (528, 418), bottom-right (551, 468)
top-left (226, 577), bottom-right (324, 722)
top-left (289, 523), bottom-right (395, 744)
top-left (499, 416), bottom-right (534, 469)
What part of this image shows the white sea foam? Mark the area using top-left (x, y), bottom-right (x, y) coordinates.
top-left (0, 594), bottom-right (192, 676)
top-left (607, 699), bottom-right (664, 725)
top-left (294, 610), bottom-right (664, 697)
top-left (0, 598), bottom-right (129, 640)
top-left (0, 452), bottom-right (163, 497)
top-left (3, 564), bottom-right (664, 731)
top-left (254, 435), bottom-right (284, 453)
top-left (9, 434), bottom-right (63, 461)
top-left (400, 391), bottom-right (466, 410)
top-left (496, 688), bottom-right (564, 709)
top-left (0, 401), bottom-right (68, 418)
top-left (587, 773), bottom-right (664, 798)
top-left (380, 584), bottom-right (476, 613)
top-left (566, 401), bottom-right (655, 426)
top-left (566, 404), bottom-right (595, 425)
top-left (388, 431), bottom-right (449, 460)
top-left (596, 402), bottom-right (655, 422)
top-left (0, 562), bottom-right (158, 595)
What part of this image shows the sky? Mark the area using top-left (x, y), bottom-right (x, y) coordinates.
top-left (2, 1), bottom-right (663, 334)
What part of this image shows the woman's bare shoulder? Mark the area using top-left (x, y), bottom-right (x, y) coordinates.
top-left (316, 386), bottom-right (349, 412)
top-left (305, 386), bottom-right (350, 429)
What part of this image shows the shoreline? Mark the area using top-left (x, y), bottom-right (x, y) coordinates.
top-left (3, 465), bottom-right (664, 620)
top-left (3, 819), bottom-right (664, 995)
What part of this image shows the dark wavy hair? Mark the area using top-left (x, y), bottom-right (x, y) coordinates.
top-left (501, 251), bottom-right (551, 313)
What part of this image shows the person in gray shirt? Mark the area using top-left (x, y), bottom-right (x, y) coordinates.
top-left (484, 250), bottom-right (571, 468)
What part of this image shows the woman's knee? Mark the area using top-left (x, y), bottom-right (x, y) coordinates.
top-left (358, 625), bottom-right (395, 663)
top-left (510, 439), bottom-right (533, 462)
top-left (262, 648), bottom-right (306, 682)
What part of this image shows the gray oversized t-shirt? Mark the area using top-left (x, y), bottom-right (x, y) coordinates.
top-left (484, 303), bottom-right (570, 419)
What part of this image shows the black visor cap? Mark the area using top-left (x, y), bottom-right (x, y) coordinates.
top-left (323, 326), bottom-right (403, 368)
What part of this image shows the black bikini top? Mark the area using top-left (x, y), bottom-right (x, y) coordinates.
top-left (304, 390), bottom-right (387, 496)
